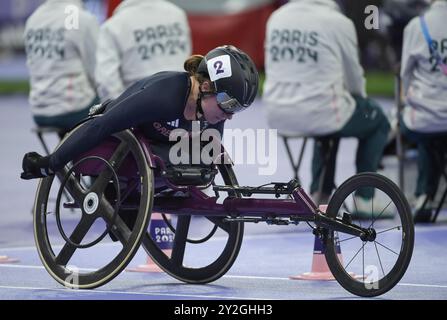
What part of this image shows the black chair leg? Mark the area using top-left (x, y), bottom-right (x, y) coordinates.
top-left (432, 188), bottom-right (447, 223)
top-left (36, 132), bottom-right (52, 156)
top-left (426, 139), bottom-right (447, 223)
top-left (314, 136), bottom-right (339, 205)
top-left (282, 136), bottom-right (307, 185)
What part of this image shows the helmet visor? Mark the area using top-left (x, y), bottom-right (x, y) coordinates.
top-left (216, 92), bottom-right (245, 114)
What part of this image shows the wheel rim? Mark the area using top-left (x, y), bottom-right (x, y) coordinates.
top-left (33, 127), bottom-right (153, 289)
top-left (325, 173), bottom-right (414, 297)
top-left (142, 163), bottom-right (244, 284)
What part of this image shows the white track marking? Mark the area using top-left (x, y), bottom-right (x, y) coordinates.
top-left (223, 275), bottom-right (447, 289)
top-left (397, 283), bottom-right (447, 289)
top-left (1, 264), bottom-right (447, 289)
top-left (0, 284), bottom-right (270, 300)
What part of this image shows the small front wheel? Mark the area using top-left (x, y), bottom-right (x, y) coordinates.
top-left (324, 173), bottom-right (414, 297)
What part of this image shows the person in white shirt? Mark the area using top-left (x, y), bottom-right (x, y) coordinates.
top-left (95, 0), bottom-right (192, 101)
top-left (400, 0), bottom-right (447, 220)
top-left (24, 0), bottom-right (99, 131)
top-left (264, 0), bottom-right (391, 217)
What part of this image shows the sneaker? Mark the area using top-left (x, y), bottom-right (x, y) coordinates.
top-left (20, 152), bottom-right (53, 180)
top-left (412, 194), bottom-right (433, 223)
top-left (351, 194), bottom-right (395, 220)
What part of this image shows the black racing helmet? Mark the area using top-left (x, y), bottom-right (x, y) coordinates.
top-left (197, 45), bottom-right (259, 114)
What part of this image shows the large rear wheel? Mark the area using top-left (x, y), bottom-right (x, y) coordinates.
top-left (34, 126), bottom-right (153, 289)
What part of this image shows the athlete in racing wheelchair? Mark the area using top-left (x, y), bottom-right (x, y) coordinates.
top-left (21, 45), bottom-right (414, 297)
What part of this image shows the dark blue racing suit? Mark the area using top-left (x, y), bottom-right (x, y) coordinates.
top-left (48, 71), bottom-right (224, 171)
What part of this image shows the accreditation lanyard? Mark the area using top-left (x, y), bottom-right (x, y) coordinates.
top-left (420, 15), bottom-right (447, 75)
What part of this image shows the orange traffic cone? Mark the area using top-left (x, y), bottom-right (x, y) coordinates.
top-left (290, 205), bottom-right (346, 281)
top-left (0, 255), bottom-right (19, 264)
top-left (127, 212), bottom-right (173, 273)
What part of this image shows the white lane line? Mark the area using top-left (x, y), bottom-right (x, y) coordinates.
top-left (225, 275), bottom-right (447, 289)
top-left (0, 245), bottom-right (38, 252)
top-left (397, 283), bottom-right (447, 289)
top-left (0, 242), bottom-right (114, 252)
top-left (224, 275), bottom-right (291, 281)
top-left (0, 264), bottom-right (97, 272)
top-left (0, 264), bottom-right (44, 270)
top-left (1, 264), bottom-right (447, 289)
top-left (0, 285), bottom-right (269, 300)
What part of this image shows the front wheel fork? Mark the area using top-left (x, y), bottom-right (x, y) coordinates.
top-left (314, 210), bottom-right (376, 242)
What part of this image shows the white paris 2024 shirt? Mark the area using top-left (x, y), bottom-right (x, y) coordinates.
top-left (24, 0), bottom-right (99, 117)
top-left (95, 0), bottom-right (192, 101)
top-left (263, 0), bottom-right (366, 136)
top-left (401, 0), bottom-right (447, 133)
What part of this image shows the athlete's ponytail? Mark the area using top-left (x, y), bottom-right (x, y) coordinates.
top-left (184, 54), bottom-right (210, 85)
top-left (184, 55), bottom-right (204, 76)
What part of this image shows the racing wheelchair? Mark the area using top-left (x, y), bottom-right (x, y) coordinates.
top-left (32, 117), bottom-right (414, 297)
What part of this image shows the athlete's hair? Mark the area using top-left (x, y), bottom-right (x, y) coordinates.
top-left (184, 55), bottom-right (209, 84)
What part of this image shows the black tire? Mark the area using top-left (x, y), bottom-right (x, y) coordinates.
top-left (34, 125), bottom-right (153, 289)
top-left (325, 172), bottom-right (414, 297)
top-left (142, 163), bottom-right (244, 284)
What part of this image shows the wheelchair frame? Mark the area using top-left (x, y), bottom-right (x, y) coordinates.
top-left (32, 125), bottom-right (414, 297)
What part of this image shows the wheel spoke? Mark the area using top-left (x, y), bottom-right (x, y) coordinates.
top-left (118, 178), bottom-right (138, 205)
top-left (376, 225), bottom-right (402, 235)
top-left (91, 142), bottom-right (130, 194)
top-left (362, 241), bottom-right (365, 282)
top-left (205, 216), bottom-right (231, 233)
top-left (374, 241), bottom-right (386, 277)
top-left (351, 193), bottom-right (362, 228)
top-left (171, 215), bottom-right (191, 266)
top-left (99, 198), bottom-right (131, 245)
top-left (369, 200), bottom-right (393, 228)
top-left (374, 240), bottom-right (399, 256)
top-left (57, 169), bottom-right (85, 205)
top-left (338, 235), bottom-right (359, 243)
top-left (55, 215), bottom-right (96, 266)
top-left (345, 241), bottom-right (367, 270)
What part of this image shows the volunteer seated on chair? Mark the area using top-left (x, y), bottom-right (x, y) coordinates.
top-left (263, 0), bottom-right (391, 217)
top-left (400, 0), bottom-right (447, 219)
top-left (95, 0), bottom-right (191, 101)
top-left (24, 0), bottom-right (99, 132)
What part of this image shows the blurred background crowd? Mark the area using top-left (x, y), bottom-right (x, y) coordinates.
top-left (0, 0), bottom-right (432, 94)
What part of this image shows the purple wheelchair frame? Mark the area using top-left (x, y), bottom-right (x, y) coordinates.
top-left (73, 129), bottom-right (370, 239)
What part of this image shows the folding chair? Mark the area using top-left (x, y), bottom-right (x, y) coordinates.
top-left (31, 126), bottom-right (66, 155)
top-left (395, 74), bottom-right (406, 192)
top-left (430, 139), bottom-right (447, 222)
top-left (280, 134), bottom-right (308, 185)
top-left (280, 133), bottom-right (339, 205)
top-left (395, 74), bottom-right (447, 222)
